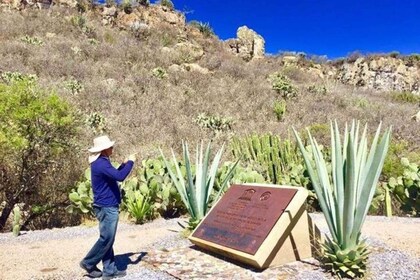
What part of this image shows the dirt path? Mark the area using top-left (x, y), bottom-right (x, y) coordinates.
top-left (0, 215), bottom-right (419, 280)
top-left (0, 218), bottom-right (184, 280)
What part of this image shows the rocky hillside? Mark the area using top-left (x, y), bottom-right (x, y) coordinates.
top-left (0, 1), bottom-right (419, 156)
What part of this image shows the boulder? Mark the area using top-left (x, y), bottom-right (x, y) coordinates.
top-left (225, 26), bottom-right (265, 61)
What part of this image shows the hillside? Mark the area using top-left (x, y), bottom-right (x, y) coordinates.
top-left (1, 2), bottom-right (419, 159)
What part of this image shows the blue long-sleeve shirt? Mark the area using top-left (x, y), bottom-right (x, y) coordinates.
top-left (90, 155), bottom-right (134, 207)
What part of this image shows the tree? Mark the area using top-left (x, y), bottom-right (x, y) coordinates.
top-left (0, 79), bottom-right (82, 231)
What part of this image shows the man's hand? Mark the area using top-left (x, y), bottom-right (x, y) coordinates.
top-left (128, 153), bottom-right (137, 162)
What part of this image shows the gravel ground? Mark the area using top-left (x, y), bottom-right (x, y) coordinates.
top-left (0, 214), bottom-right (419, 280)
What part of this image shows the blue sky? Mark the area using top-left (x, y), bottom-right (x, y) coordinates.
top-left (170, 0), bottom-right (420, 59)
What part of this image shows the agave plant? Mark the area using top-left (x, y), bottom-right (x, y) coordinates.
top-left (293, 120), bottom-right (391, 279)
top-left (160, 141), bottom-right (238, 229)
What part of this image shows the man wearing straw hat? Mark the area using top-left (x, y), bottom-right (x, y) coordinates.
top-left (80, 135), bottom-right (136, 279)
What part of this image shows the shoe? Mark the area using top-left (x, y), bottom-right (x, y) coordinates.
top-left (102, 270), bottom-right (127, 280)
top-left (79, 261), bottom-right (102, 278)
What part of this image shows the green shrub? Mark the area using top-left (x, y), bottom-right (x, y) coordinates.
top-left (391, 91), bottom-right (420, 104)
top-left (273, 100), bottom-right (286, 121)
top-left (405, 54), bottom-right (420, 67)
top-left (387, 158), bottom-right (420, 216)
top-left (70, 15), bottom-right (95, 37)
top-left (20, 35), bottom-right (44, 46)
top-left (189, 21), bottom-right (214, 37)
top-left (152, 67), bottom-right (167, 79)
top-left (1, 71), bottom-right (37, 84)
top-left (64, 79), bottom-right (84, 95)
top-left (388, 51), bottom-right (400, 58)
top-left (268, 72), bottom-right (298, 99)
top-left (382, 140), bottom-right (420, 179)
top-left (138, 0), bottom-right (150, 6)
top-left (0, 79), bottom-right (81, 230)
top-left (121, 0), bottom-right (133, 14)
top-left (194, 113), bottom-right (233, 134)
top-left (307, 84), bottom-right (328, 95)
top-left (85, 112), bottom-right (107, 134)
top-left (159, 0), bottom-right (174, 10)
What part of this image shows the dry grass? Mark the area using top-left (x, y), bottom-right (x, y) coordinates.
top-left (0, 5), bottom-right (418, 162)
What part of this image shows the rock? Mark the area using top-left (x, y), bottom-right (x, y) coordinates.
top-left (182, 63), bottom-right (209, 74)
top-left (336, 56), bottom-right (420, 94)
top-left (173, 42), bottom-right (204, 62)
top-left (225, 26), bottom-right (265, 61)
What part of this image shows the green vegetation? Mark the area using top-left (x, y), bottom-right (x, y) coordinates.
top-left (85, 112), bottom-right (107, 134)
top-left (231, 134), bottom-right (307, 186)
top-left (293, 121), bottom-right (391, 279)
top-left (64, 79), bottom-right (84, 95)
top-left (159, 0), bottom-right (174, 10)
top-left (387, 158), bottom-right (419, 216)
top-left (160, 141), bottom-right (238, 229)
top-left (269, 72), bottom-right (298, 99)
top-left (189, 21), bottom-right (215, 37)
top-left (391, 91), bottom-right (420, 103)
top-left (0, 4), bottom-right (419, 237)
top-left (20, 35), bottom-right (44, 46)
top-left (194, 113), bottom-right (233, 134)
top-left (273, 100), bottom-right (286, 121)
top-left (12, 206), bottom-right (21, 237)
top-left (152, 67), bottom-right (167, 79)
top-left (67, 169), bottom-right (94, 215)
top-left (1, 71), bottom-right (37, 84)
top-left (0, 79), bottom-right (81, 231)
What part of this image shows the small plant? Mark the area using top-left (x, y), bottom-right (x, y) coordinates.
top-left (268, 72), bottom-right (298, 99)
top-left (124, 190), bottom-right (153, 224)
top-left (160, 141), bottom-right (239, 229)
top-left (70, 15), bottom-right (95, 37)
top-left (391, 91), bottom-right (420, 104)
top-left (273, 100), bottom-right (286, 121)
top-left (159, 0), bottom-right (174, 10)
top-left (387, 158), bottom-right (419, 216)
top-left (67, 169), bottom-right (94, 215)
top-left (12, 206), bottom-right (22, 237)
top-left (1, 71), bottom-right (37, 84)
top-left (138, 0), bottom-right (150, 6)
top-left (121, 0), bottom-right (133, 14)
top-left (152, 67), bottom-right (167, 79)
top-left (64, 79), bottom-right (84, 95)
top-left (214, 162), bottom-right (265, 195)
top-left (20, 35), bottom-right (44, 46)
top-left (388, 51), bottom-right (400, 58)
top-left (71, 46), bottom-right (82, 56)
top-left (307, 84), bottom-right (328, 95)
top-left (189, 21), bottom-right (214, 37)
top-left (355, 97), bottom-right (369, 108)
top-left (194, 113), bottom-right (233, 134)
top-left (85, 112), bottom-right (107, 134)
top-left (87, 38), bottom-right (99, 45)
top-left (293, 120), bottom-right (391, 279)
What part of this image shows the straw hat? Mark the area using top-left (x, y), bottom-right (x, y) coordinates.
top-left (88, 135), bottom-right (115, 153)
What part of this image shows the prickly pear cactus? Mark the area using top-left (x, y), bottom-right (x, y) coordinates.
top-left (387, 158), bottom-right (420, 216)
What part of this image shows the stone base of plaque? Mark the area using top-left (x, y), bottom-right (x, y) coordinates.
top-left (189, 184), bottom-right (318, 270)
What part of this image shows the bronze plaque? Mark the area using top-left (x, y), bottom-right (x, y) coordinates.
top-left (192, 184), bottom-right (297, 255)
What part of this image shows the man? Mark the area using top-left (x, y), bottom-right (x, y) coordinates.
top-left (80, 135), bottom-right (136, 279)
